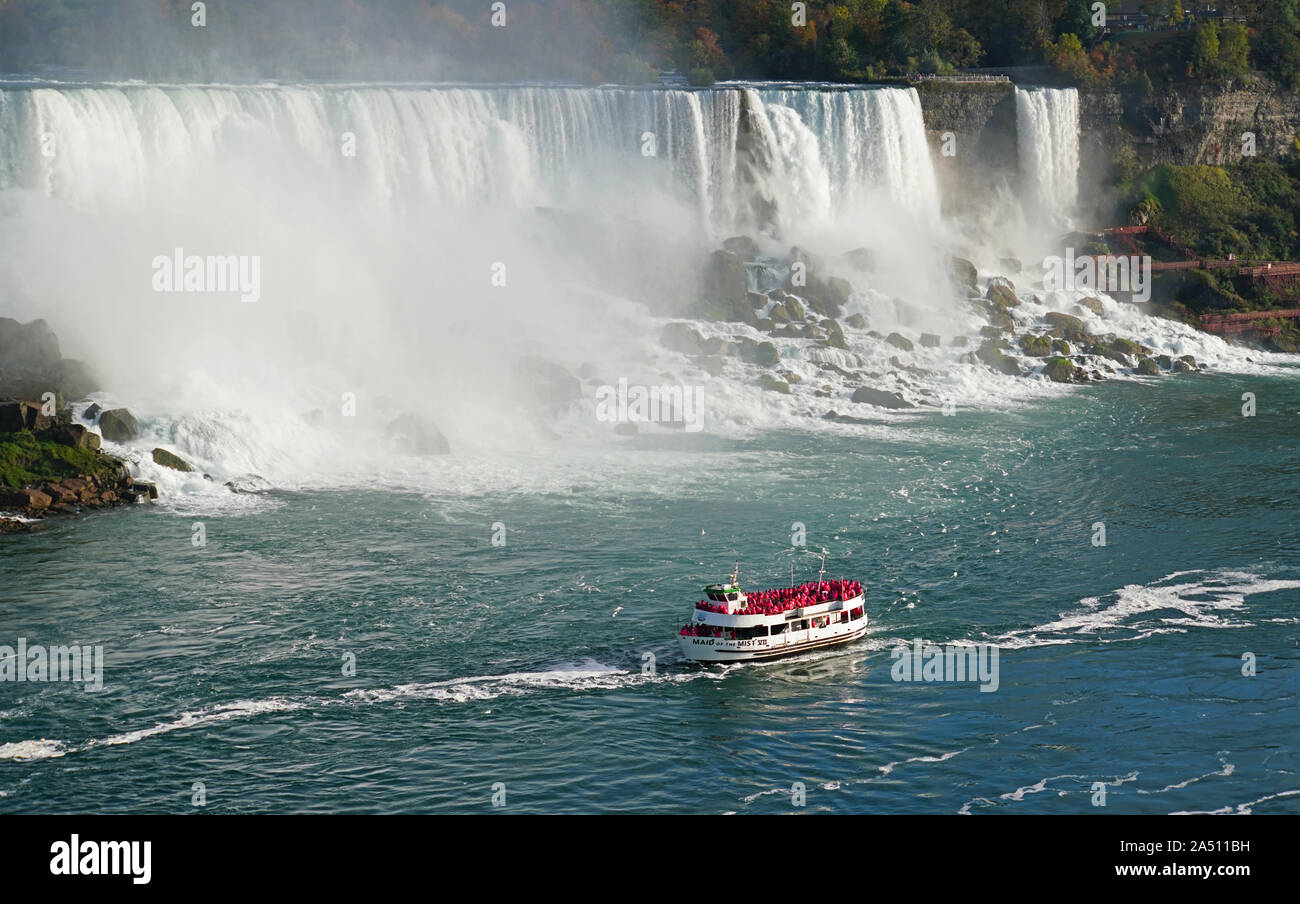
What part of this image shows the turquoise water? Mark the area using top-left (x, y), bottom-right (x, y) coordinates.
top-left (2, 371), bottom-right (1298, 813)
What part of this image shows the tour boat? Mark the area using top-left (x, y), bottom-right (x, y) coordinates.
top-left (678, 565), bottom-right (868, 662)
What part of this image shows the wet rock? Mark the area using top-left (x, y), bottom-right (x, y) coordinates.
top-left (822, 322), bottom-right (849, 351)
top-left (1136, 356), bottom-right (1161, 376)
top-left (1020, 334), bottom-right (1052, 357)
top-left (977, 340), bottom-right (1022, 376)
top-left (1044, 312), bottom-right (1086, 337)
top-left (0, 487), bottom-right (52, 515)
top-left (98, 408), bottom-right (140, 442)
top-left (885, 332), bottom-right (914, 352)
top-left (722, 235), bottom-right (760, 260)
top-left (851, 386), bottom-right (912, 409)
top-left (753, 341), bottom-right (781, 366)
top-left (1078, 296), bottom-right (1105, 317)
top-left (152, 447), bottom-right (194, 471)
top-left (225, 474), bottom-right (272, 494)
top-left (50, 424), bottom-right (99, 450)
top-left (844, 247), bottom-right (876, 271)
top-left (699, 250), bottom-right (756, 324)
top-left (759, 374), bottom-right (790, 394)
top-left (920, 333), bottom-right (942, 348)
top-left (1051, 338), bottom-right (1073, 356)
top-left (950, 257), bottom-right (978, 294)
top-left (845, 313), bottom-right (868, 329)
top-left (951, 336), bottom-right (969, 347)
top-left (1042, 356), bottom-right (1077, 383)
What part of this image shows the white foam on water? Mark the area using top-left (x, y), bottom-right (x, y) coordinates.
top-left (1138, 760), bottom-right (1235, 795)
top-left (1170, 788), bottom-right (1300, 815)
top-left (88, 698), bottom-right (307, 749)
top-left (0, 738), bottom-right (67, 761)
top-left (878, 746), bottom-right (970, 776)
top-left (987, 569), bottom-right (1300, 649)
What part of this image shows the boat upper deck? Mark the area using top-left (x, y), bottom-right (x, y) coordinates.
top-left (694, 579), bottom-right (862, 617)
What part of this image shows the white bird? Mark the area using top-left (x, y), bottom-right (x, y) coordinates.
top-left (611, 607), bottom-right (624, 618)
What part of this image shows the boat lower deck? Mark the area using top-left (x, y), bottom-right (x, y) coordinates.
top-left (680, 620), bottom-right (869, 662)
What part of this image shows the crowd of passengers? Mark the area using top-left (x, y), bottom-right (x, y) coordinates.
top-left (692, 579), bottom-right (863, 616)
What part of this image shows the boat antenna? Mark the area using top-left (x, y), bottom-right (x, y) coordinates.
top-left (731, 562), bottom-right (740, 587)
top-left (817, 548), bottom-right (828, 589)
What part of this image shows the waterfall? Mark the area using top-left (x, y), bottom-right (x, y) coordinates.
top-left (0, 83), bottom-right (940, 238)
top-left (1015, 87), bottom-right (1079, 227)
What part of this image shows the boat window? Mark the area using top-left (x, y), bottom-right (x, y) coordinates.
top-left (850, 607), bottom-right (864, 621)
top-left (792, 620), bottom-right (808, 631)
top-left (839, 611), bottom-right (849, 623)
top-left (771, 623), bottom-right (787, 635)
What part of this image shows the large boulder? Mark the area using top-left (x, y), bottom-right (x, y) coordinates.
top-left (0, 400), bottom-right (28, 433)
top-left (699, 250), bottom-right (756, 324)
top-left (758, 374), bottom-right (790, 394)
top-left (151, 447), bottom-right (194, 471)
top-left (1020, 334), bottom-right (1052, 357)
top-left (98, 408), bottom-right (140, 442)
top-left (851, 386), bottom-right (913, 409)
top-left (977, 340), bottom-right (1022, 376)
top-left (885, 332), bottom-right (914, 352)
top-left (1136, 356), bottom-right (1161, 376)
top-left (986, 282), bottom-right (1019, 311)
top-left (1077, 296), bottom-right (1105, 317)
top-left (722, 235), bottom-right (760, 260)
top-left (0, 487), bottom-right (52, 515)
top-left (1044, 312), bottom-right (1089, 342)
top-left (50, 424), bottom-right (99, 450)
top-left (385, 414), bottom-right (451, 456)
top-left (1042, 356), bottom-right (1077, 383)
top-left (950, 258), bottom-right (978, 294)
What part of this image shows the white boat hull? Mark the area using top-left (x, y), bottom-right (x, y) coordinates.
top-left (680, 614), bottom-right (869, 663)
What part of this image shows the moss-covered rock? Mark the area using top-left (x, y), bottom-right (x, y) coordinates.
top-left (759, 374), bottom-right (791, 394)
top-left (1020, 334), bottom-right (1053, 357)
top-left (1109, 337), bottom-right (1142, 358)
top-left (885, 332), bottom-right (914, 352)
top-left (1042, 356), bottom-right (1076, 383)
top-left (1051, 338), bottom-right (1073, 356)
top-left (1136, 356), bottom-right (1161, 376)
top-left (0, 430), bottom-right (121, 490)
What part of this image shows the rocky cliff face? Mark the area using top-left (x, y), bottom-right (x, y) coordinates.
top-left (916, 77), bottom-right (1300, 222)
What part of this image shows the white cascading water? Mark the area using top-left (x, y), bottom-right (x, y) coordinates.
top-left (0, 82), bottom-right (948, 497)
top-left (1015, 87), bottom-right (1079, 228)
top-left (0, 84), bottom-right (938, 236)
